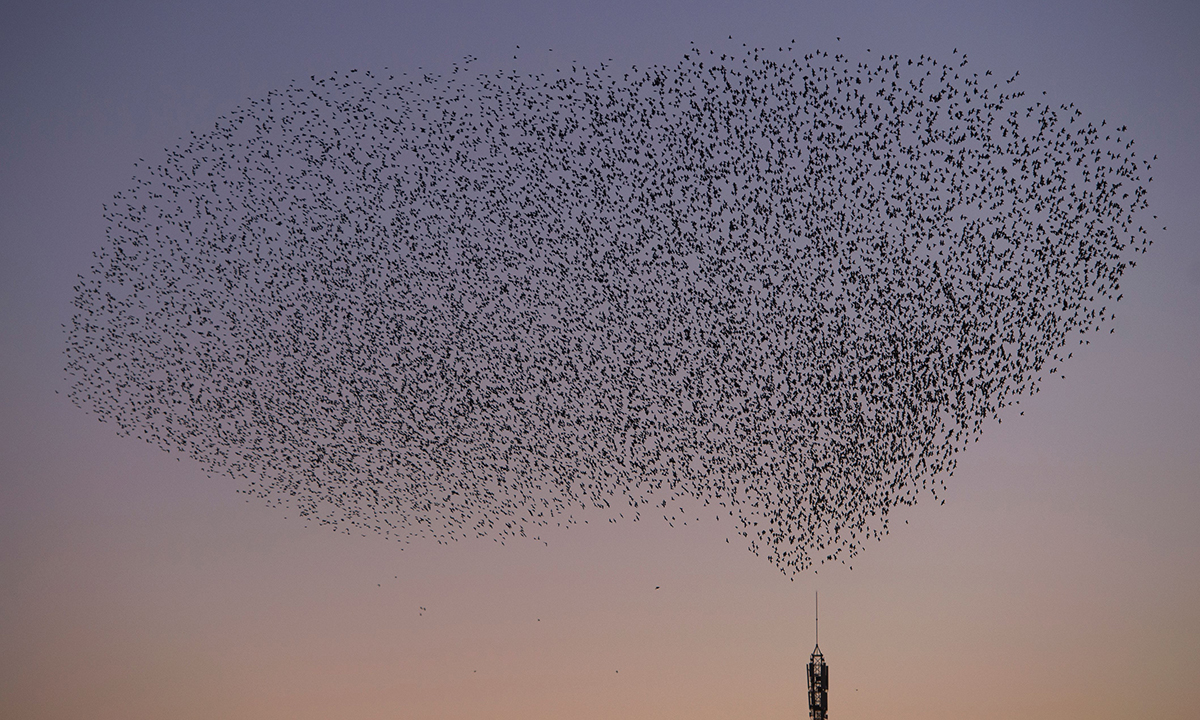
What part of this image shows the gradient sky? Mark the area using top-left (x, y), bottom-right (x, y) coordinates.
top-left (2, 1), bottom-right (1198, 719)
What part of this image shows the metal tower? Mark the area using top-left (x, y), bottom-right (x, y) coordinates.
top-left (807, 592), bottom-right (828, 720)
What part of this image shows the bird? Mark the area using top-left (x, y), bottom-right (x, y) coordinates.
top-left (64, 38), bottom-right (1155, 574)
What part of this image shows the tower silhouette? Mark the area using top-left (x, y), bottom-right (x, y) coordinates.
top-left (807, 592), bottom-right (828, 720)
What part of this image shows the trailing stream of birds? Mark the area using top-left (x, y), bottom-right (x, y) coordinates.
top-left (66, 41), bottom-right (1154, 572)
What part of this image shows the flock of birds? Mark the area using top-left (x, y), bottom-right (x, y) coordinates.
top-left (65, 41), bottom-right (1154, 572)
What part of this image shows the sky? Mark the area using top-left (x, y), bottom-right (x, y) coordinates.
top-left (1, 1), bottom-right (1198, 718)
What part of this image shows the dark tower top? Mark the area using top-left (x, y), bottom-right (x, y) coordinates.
top-left (807, 644), bottom-right (829, 720)
top-left (807, 592), bottom-right (828, 719)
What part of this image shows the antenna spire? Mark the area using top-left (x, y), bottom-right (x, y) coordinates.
top-left (815, 591), bottom-right (819, 647)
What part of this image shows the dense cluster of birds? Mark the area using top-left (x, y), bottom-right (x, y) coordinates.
top-left (66, 41), bottom-right (1154, 572)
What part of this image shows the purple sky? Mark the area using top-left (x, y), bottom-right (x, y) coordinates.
top-left (2, 1), bottom-right (1198, 718)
